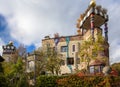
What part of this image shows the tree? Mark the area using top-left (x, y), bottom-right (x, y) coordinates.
top-left (79, 35), bottom-right (106, 73)
top-left (2, 57), bottom-right (29, 87)
top-left (10, 44), bottom-right (27, 64)
top-left (111, 62), bottom-right (120, 76)
top-left (0, 62), bottom-right (8, 87)
top-left (34, 49), bottom-right (46, 76)
top-left (79, 39), bottom-right (93, 73)
top-left (45, 47), bottom-right (62, 75)
top-left (2, 44), bottom-right (28, 86)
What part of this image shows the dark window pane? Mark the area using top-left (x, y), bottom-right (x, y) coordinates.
top-left (67, 58), bottom-right (74, 65)
top-left (72, 45), bottom-right (75, 52)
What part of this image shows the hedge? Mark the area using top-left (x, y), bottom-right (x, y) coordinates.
top-left (36, 75), bottom-right (67, 87)
top-left (36, 75), bottom-right (120, 87)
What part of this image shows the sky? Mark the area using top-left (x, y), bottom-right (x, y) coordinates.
top-left (0, 0), bottom-right (120, 64)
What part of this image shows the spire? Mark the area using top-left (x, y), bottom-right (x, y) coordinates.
top-left (90, 0), bottom-right (96, 7)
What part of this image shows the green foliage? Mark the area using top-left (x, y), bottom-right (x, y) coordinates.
top-left (46, 46), bottom-right (62, 75)
top-left (1, 58), bottom-right (28, 87)
top-left (36, 75), bottom-right (67, 87)
top-left (36, 75), bottom-right (120, 87)
top-left (79, 35), bottom-right (106, 72)
top-left (111, 62), bottom-right (120, 76)
top-left (57, 75), bottom-right (120, 87)
top-left (0, 63), bottom-right (8, 87)
top-left (0, 73), bottom-right (8, 87)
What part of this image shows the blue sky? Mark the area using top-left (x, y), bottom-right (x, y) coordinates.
top-left (0, 0), bottom-right (120, 64)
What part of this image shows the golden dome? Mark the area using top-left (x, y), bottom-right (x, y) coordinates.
top-left (90, 0), bottom-right (96, 7)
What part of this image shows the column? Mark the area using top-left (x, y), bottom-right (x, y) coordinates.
top-left (90, 13), bottom-right (95, 41)
top-left (104, 22), bottom-right (108, 42)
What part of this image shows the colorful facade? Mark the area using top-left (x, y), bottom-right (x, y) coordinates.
top-left (42, 0), bottom-right (109, 74)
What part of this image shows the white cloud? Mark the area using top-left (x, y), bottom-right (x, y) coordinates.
top-left (0, 38), bottom-right (5, 55)
top-left (110, 39), bottom-right (120, 64)
top-left (0, 0), bottom-right (120, 63)
top-left (3, 0), bottom-right (85, 46)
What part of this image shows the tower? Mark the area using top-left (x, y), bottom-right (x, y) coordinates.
top-left (2, 41), bottom-right (16, 62)
top-left (77, 0), bottom-right (109, 73)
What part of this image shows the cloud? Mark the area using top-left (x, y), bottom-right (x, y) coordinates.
top-left (0, 38), bottom-right (5, 55)
top-left (0, 0), bottom-right (120, 63)
top-left (2, 0), bottom-right (86, 46)
top-left (110, 39), bottom-right (120, 64)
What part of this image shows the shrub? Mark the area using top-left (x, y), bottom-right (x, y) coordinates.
top-left (36, 75), bottom-right (120, 87)
top-left (36, 75), bottom-right (67, 87)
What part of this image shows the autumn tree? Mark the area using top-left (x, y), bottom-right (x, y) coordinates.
top-left (1, 44), bottom-right (28, 87)
top-left (33, 48), bottom-right (46, 76)
top-left (111, 62), bottom-right (120, 76)
top-left (45, 46), bottom-right (62, 75)
top-left (10, 44), bottom-right (27, 64)
top-left (79, 34), bottom-right (106, 72)
top-left (2, 57), bottom-right (28, 87)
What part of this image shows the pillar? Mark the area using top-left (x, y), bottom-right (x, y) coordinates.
top-left (104, 22), bottom-right (108, 42)
top-left (90, 13), bottom-right (95, 41)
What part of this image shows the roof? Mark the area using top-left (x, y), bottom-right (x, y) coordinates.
top-left (42, 34), bottom-right (83, 42)
top-left (77, 4), bottom-right (108, 29)
top-left (89, 59), bottom-right (105, 66)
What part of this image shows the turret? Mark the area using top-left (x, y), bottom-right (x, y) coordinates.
top-left (2, 41), bottom-right (16, 62)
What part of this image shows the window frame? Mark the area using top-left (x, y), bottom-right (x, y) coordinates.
top-left (67, 57), bottom-right (74, 65)
top-left (61, 46), bottom-right (68, 52)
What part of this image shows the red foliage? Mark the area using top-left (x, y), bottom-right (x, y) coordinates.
top-left (56, 78), bottom-right (67, 85)
top-left (77, 72), bottom-right (86, 77)
top-left (110, 69), bottom-right (118, 76)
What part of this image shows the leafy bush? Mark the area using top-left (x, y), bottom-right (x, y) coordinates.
top-left (57, 75), bottom-right (120, 87)
top-left (0, 73), bottom-right (8, 87)
top-left (36, 75), bottom-right (67, 87)
top-left (36, 75), bottom-right (120, 87)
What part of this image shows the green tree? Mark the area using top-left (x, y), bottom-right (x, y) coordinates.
top-left (79, 35), bottom-right (106, 73)
top-left (79, 39), bottom-right (93, 73)
top-left (46, 47), bottom-right (62, 75)
top-left (1, 44), bottom-right (28, 87)
top-left (0, 62), bottom-right (8, 87)
top-left (2, 58), bottom-right (28, 87)
top-left (33, 49), bottom-right (46, 76)
top-left (111, 62), bottom-right (120, 76)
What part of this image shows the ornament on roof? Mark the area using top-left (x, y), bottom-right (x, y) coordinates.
top-left (90, 0), bottom-right (96, 7)
top-left (8, 41), bottom-right (13, 46)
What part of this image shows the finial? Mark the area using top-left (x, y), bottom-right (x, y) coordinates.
top-left (8, 41), bottom-right (13, 45)
top-left (90, 0), bottom-right (96, 7)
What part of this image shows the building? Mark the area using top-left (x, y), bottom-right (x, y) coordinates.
top-left (42, 0), bottom-right (109, 75)
top-left (2, 41), bottom-right (16, 62)
top-left (42, 34), bottom-right (83, 74)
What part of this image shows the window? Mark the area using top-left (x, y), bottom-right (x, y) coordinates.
top-left (67, 57), bottom-right (74, 65)
top-left (61, 46), bottom-right (68, 52)
top-left (29, 61), bottom-right (34, 71)
top-left (72, 45), bottom-right (75, 52)
top-left (90, 66), bottom-right (94, 74)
